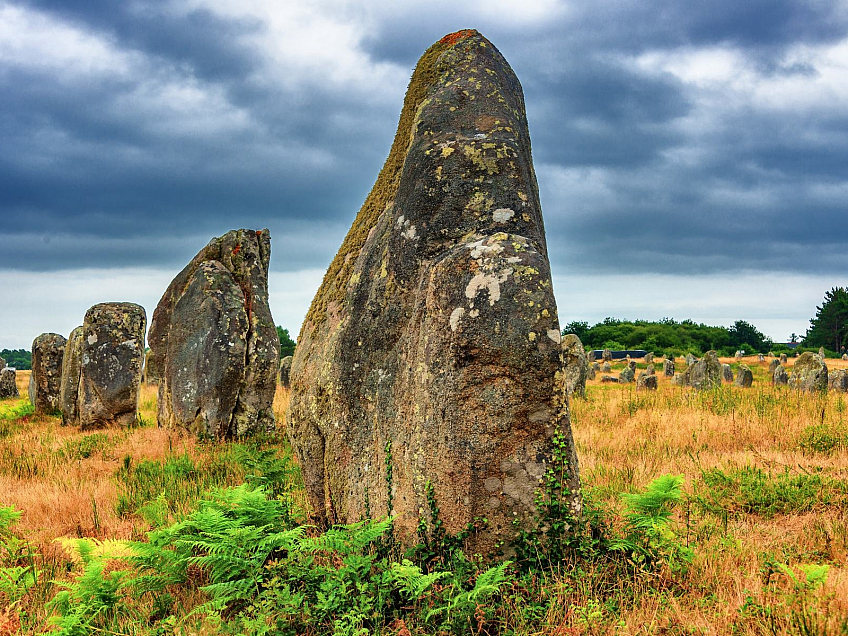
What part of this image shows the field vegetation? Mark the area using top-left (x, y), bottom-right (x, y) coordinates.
top-left (1, 357), bottom-right (848, 635)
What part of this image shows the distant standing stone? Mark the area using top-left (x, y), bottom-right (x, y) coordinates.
top-left (0, 368), bottom-right (18, 399)
top-left (758, 354), bottom-right (765, 362)
top-left (645, 352), bottom-right (654, 365)
top-left (619, 365), bottom-right (635, 383)
top-left (735, 350), bottom-right (743, 359)
top-left (29, 333), bottom-right (66, 414)
top-left (601, 375), bottom-right (618, 383)
top-left (143, 349), bottom-right (162, 385)
top-left (0, 356), bottom-right (4, 372)
top-left (672, 373), bottom-right (686, 386)
top-left (562, 334), bottom-right (589, 398)
top-left (684, 350), bottom-right (721, 390)
top-left (819, 347), bottom-right (825, 358)
top-left (78, 303), bottom-right (146, 429)
top-left (602, 348), bottom-right (612, 362)
top-left (722, 364), bottom-right (733, 382)
top-left (828, 369), bottom-right (848, 392)
top-left (843, 353), bottom-right (848, 361)
top-left (788, 352), bottom-right (827, 393)
top-left (734, 365), bottom-right (753, 388)
top-left (637, 372), bottom-right (657, 390)
top-left (768, 359), bottom-right (781, 375)
top-left (663, 358), bottom-right (675, 376)
top-left (587, 350), bottom-right (595, 363)
top-left (646, 364), bottom-right (655, 376)
top-left (59, 326), bottom-right (84, 425)
top-left (685, 353), bottom-right (698, 367)
top-left (592, 361), bottom-right (600, 372)
top-left (279, 356), bottom-right (293, 389)
top-left (602, 362), bottom-right (612, 373)
top-left (773, 365), bottom-right (788, 386)
top-left (587, 365), bottom-right (596, 380)
top-left (780, 353), bottom-right (788, 364)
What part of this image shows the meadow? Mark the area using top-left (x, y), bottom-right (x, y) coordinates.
top-left (1, 356), bottom-right (847, 635)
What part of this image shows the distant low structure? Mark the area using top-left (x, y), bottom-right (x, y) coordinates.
top-left (589, 349), bottom-right (648, 361)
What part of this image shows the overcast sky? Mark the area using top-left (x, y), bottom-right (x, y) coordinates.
top-left (2, 0), bottom-right (847, 349)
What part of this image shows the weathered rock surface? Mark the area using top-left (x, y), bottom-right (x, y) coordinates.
top-left (684, 350), bottom-right (721, 390)
top-left (663, 358), bottom-right (675, 376)
top-left (843, 353), bottom-right (848, 361)
top-left (637, 372), bottom-right (657, 390)
top-left (562, 334), bottom-right (588, 398)
top-left (768, 359), bottom-right (781, 375)
top-left (685, 353), bottom-right (698, 367)
top-left (788, 352), bottom-right (827, 392)
top-left (149, 229), bottom-right (280, 438)
top-left (619, 365), bottom-right (635, 383)
top-left (672, 373), bottom-right (686, 386)
top-left (645, 352), bottom-right (654, 365)
top-left (77, 303), bottom-right (146, 429)
top-left (646, 364), bottom-right (655, 376)
top-left (29, 333), bottom-right (66, 414)
top-left (587, 365), bottom-right (596, 380)
top-left (286, 30), bottom-right (581, 555)
top-left (601, 375), bottom-right (618, 383)
top-left (780, 353), bottom-right (788, 364)
top-left (828, 369), bottom-right (848, 392)
top-left (0, 368), bottom-right (18, 399)
top-left (59, 326), bottom-right (84, 425)
top-left (602, 348), bottom-right (612, 362)
top-left (0, 356), bottom-right (4, 372)
top-left (601, 362), bottom-right (612, 373)
top-left (587, 350), bottom-right (595, 363)
top-left (773, 365), bottom-right (788, 386)
top-left (592, 362), bottom-right (600, 372)
top-left (279, 356), bottom-right (293, 388)
top-left (819, 347), bottom-right (825, 358)
top-left (143, 349), bottom-right (161, 385)
top-left (734, 365), bottom-right (753, 388)
top-left (722, 364), bottom-right (733, 382)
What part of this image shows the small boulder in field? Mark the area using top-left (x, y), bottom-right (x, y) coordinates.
top-left (645, 352), bottom-right (654, 365)
top-left (78, 303), bottom-right (146, 429)
top-left (646, 364), bottom-right (655, 376)
top-left (602, 362), bottom-right (612, 373)
top-left (601, 375), bottom-right (618, 383)
top-left (722, 364), bottom-right (733, 382)
top-left (684, 350), bottom-right (721, 390)
top-left (773, 365), bottom-right (788, 386)
top-left (602, 348), bottom-right (612, 362)
top-left (592, 362), bottom-right (600, 372)
top-left (29, 333), bottom-right (66, 414)
top-left (562, 334), bottom-right (588, 398)
top-left (587, 350), bottom-right (595, 363)
top-left (734, 365), bottom-right (753, 388)
top-left (637, 372), bottom-right (657, 390)
top-left (758, 354), bottom-right (765, 362)
top-left (279, 356), bottom-right (293, 388)
top-left (619, 365), bottom-right (635, 383)
top-left (672, 373), bottom-right (686, 386)
top-left (663, 358), bottom-right (675, 376)
top-left (788, 352), bottom-right (827, 393)
top-left (0, 368), bottom-right (18, 399)
top-left (587, 365), bottom-right (596, 380)
top-left (828, 369), bottom-right (848, 392)
top-left (685, 353), bottom-right (698, 368)
top-left (843, 353), bottom-right (848, 361)
top-left (59, 326), bottom-right (84, 425)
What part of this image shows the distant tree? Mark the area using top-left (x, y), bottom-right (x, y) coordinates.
top-left (789, 333), bottom-right (798, 344)
top-left (276, 326), bottom-right (296, 359)
top-left (804, 287), bottom-right (848, 352)
top-left (727, 320), bottom-right (771, 353)
top-left (0, 349), bottom-right (31, 370)
top-left (561, 321), bottom-right (589, 342)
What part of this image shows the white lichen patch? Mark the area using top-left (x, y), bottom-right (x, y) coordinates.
top-left (492, 208), bottom-right (515, 223)
top-left (395, 215), bottom-right (406, 228)
top-left (449, 307), bottom-right (465, 332)
top-left (547, 329), bottom-right (561, 344)
top-left (402, 225), bottom-right (418, 239)
top-left (465, 268), bottom-right (512, 306)
top-left (87, 333), bottom-right (98, 345)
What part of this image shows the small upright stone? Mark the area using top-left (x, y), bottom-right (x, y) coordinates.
top-left (78, 303), bottom-right (146, 429)
top-left (646, 364), bottom-right (655, 376)
top-left (592, 361), bottom-right (600, 372)
top-left (663, 358), bottom-right (675, 376)
top-left (685, 353), bottom-right (698, 368)
top-left (279, 356), bottom-right (293, 389)
top-left (842, 353), bottom-right (848, 361)
top-left (29, 333), bottom-right (66, 414)
top-left (722, 364), bottom-right (733, 382)
top-left (773, 365), bottom-right (788, 386)
top-left (684, 350), bottom-right (721, 390)
top-left (0, 368), bottom-right (18, 399)
top-left (819, 346), bottom-right (825, 358)
top-left (602, 348), bottom-right (612, 362)
top-left (587, 365), bottom-right (596, 380)
top-left (758, 354), bottom-right (765, 362)
top-left (734, 365), bottom-right (753, 388)
top-left (672, 373), bottom-right (686, 386)
top-left (637, 372), bottom-right (657, 390)
top-left (587, 349), bottom-right (595, 363)
top-left (788, 352), bottom-right (827, 393)
top-left (828, 369), bottom-right (848, 392)
top-left (143, 349), bottom-right (162, 385)
top-left (562, 334), bottom-right (588, 398)
top-left (735, 350), bottom-right (743, 359)
top-left (619, 365), bottom-right (635, 383)
top-left (602, 362), bottom-right (612, 373)
top-left (780, 353), bottom-right (788, 364)
top-left (645, 352), bottom-right (654, 365)
top-left (601, 375), bottom-right (618, 383)
top-left (768, 359), bottom-right (781, 375)
top-left (59, 326), bottom-right (84, 425)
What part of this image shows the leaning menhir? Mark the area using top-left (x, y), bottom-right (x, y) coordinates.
top-left (59, 326), bottom-right (84, 425)
top-left (149, 229), bottom-right (280, 438)
top-left (77, 303), bottom-right (146, 429)
top-left (287, 30), bottom-right (581, 555)
top-left (29, 333), bottom-right (66, 414)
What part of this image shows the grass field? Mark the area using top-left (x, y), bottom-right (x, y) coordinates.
top-left (1, 356), bottom-right (847, 635)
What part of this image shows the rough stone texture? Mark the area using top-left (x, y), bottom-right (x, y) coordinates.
top-left (684, 350), bottom-right (721, 390)
top-left (663, 358), bottom-right (675, 376)
top-left (149, 229), bottom-right (280, 438)
top-left (780, 353), bottom-right (788, 364)
top-left (773, 365), bottom-right (788, 386)
top-left (76, 303), bottom-right (146, 429)
top-left (646, 364), bottom-right (655, 376)
top-left (722, 364), bottom-right (733, 382)
top-left (672, 373), bottom-right (686, 386)
top-left (562, 334), bottom-right (588, 398)
top-left (637, 373), bottom-right (657, 390)
top-left (601, 362), bottom-right (612, 373)
top-left (645, 352), bottom-right (654, 365)
top-left (286, 30), bottom-right (580, 555)
top-left (59, 326), bottom-right (84, 425)
top-left (788, 352), bottom-right (828, 393)
top-left (601, 375), bottom-right (618, 383)
top-left (587, 365), bottom-right (596, 380)
top-left (29, 333), bottom-right (66, 414)
top-left (685, 353), bottom-right (698, 368)
top-left (734, 365), bottom-right (753, 388)
top-left (587, 350), bottom-right (595, 363)
top-left (602, 348), bottom-right (612, 362)
top-left (0, 368), bottom-right (18, 399)
top-left (592, 362), bottom-right (600, 372)
top-left (144, 349), bottom-right (162, 385)
top-left (819, 347), bottom-right (825, 358)
top-left (619, 365), bottom-right (635, 383)
top-left (627, 360), bottom-right (636, 371)
top-left (0, 356), bottom-right (4, 372)
top-left (279, 356), bottom-right (293, 388)
top-left (768, 359), bottom-right (781, 375)
top-left (828, 369), bottom-right (848, 392)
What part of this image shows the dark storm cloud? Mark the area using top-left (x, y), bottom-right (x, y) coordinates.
top-left (1, 0), bottom-right (848, 281)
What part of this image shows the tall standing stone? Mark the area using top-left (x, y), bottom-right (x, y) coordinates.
top-left (828, 369), bottom-right (848, 392)
top-left (663, 358), bottom-right (675, 377)
top-left (143, 349), bottom-right (162, 385)
top-left (59, 326), bottom-right (84, 425)
top-left (286, 30), bottom-right (580, 555)
top-left (602, 348), bottom-right (612, 362)
top-left (721, 363), bottom-right (733, 382)
top-left (734, 365), bottom-right (753, 388)
top-left (562, 334), bottom-right (588, 398)
top-left (29, 333), bottom-right (66, 414)
top-left (0, 368), bottom-right (18, 399)
top-left (768, 358), bottom-right (781, 375)
top-left (619, 365), bottom-right (635, 383)
top-left (788, 352), bottom-right (827, 393)
top-left (684, 350), bottom-right (721, 390)
top-left (685, 353), bottom-right (698, 368)
top-left (637, 372), bottom-right (657, 390)
top-left (77, 303), bottom-right (146, 429)
top-left (773, 365), bottom-right (788, 386)
top-left (645, 352), bottom-right (654, 365)
top-left (149, 229), bottom-right (280, 438)
top-left (587, 349), bottom-right (595, 363)
top-left (780, 353), bottom-right (788, 364)
top-left (279, 356), bottom-right (293, 389)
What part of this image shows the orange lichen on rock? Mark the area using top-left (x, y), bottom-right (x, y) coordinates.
top-left (440, 29), bottom-right (478, 46)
